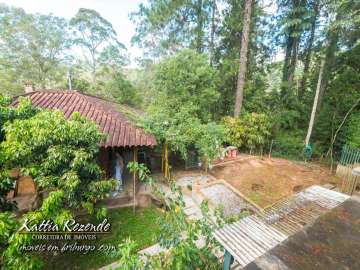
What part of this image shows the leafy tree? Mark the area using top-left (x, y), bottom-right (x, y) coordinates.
top-left (214, 0), bottom-right (273, 116)
top-left (99, 72), bottom-right (141, 106)
top-left (277, 0), bottom-right (310, 100)
top-left (0, 96), bottom-right (38, 139)
top-left (234, 0), bottom-right (253, 117)
top-left (0, 4), bottom-right (71, 89)
top-left (71, 77), bottom-right (91, 93)
top-left (346, 113), bottom-right (360, 149)
top-left (0, 96), bottom-right (38, 211)
top-left (130, 0), bottom-right (215, 60)
top-left (1, 110), bottom-right (116, 209)
top-left (151, 49), bottom-right (219, 122)
top-left (313, 43), bottom-right (360, 156)
top-left (195, 122), bottom-right (226, 165)
top-left (0, 104), bottom-right (116, 269)
top-left (70, 8), bottom-right (126, 81)
top-left (144, 50), bottom-right (223, 162)
top-left (99, 44), bottom-right (128, 70)
top-left (299, 0), bottom-right (320, 98)
top-left (128, 64), bottom-right (157, 108)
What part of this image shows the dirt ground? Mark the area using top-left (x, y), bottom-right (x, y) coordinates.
top-left (210, 156), bottom-right (342, 208)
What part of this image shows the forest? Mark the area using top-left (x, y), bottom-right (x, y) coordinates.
top-left (0, 1), bottom-right (360, 269)
top-left (0, 0), bottom-right (359, 161)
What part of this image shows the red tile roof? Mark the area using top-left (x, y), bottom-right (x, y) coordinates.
top-left (12, 91), bottom-right (157, 148)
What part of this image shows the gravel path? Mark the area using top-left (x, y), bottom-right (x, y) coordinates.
top-left (201, 184), bottom-right (250, 217)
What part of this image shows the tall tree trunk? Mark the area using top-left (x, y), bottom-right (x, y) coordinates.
top-left (195, 0), bottom-right (204, 53)
top-left (305, 59), bottom-right (325, 145)
top-left (281, 34), bottom-right (294, 98)
top-left (316, 30), bottom-right (339, 112)
top-left (281, 0), bottom-right (306, 100)
top-left (299, 1), bottom-right (319, 98)
top-left (234, 0), bottom-right (253, 117)
top-left (90, 49), bottom-right (97, 84)
top-left (287, 38), bottom-right (299, 83)
top-left (209, 0), bottom-right (217, 66)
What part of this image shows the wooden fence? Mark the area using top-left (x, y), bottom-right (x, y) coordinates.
top-left (337, 145), bottom-right (360, 195)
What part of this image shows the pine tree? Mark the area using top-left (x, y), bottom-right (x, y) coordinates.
top-left (234, 0), bottom-right (253, 117)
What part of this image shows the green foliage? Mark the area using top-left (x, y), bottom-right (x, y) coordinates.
top-left (1, 110), bottom-right (116, 208)
top-left (99, 45), bottom-right (128, 69)
top-left (0, 212), bottom-right (18, 250)
top-left (2, 190), bottom-right (67, 270)
top-left (312, 44), bottom-right (360, 154)
top-left (0, 96), bottom-right (38, 210)
top-left (346, 113), bottom-right (360, 149)
top-left (0, 170), bottom-right (16, 211)
top-left (145, 50), bottom-right (224, 161)
top-left (70, 8), bottom-right (126, 79)
top-left (127, 161), bottom-right (155, 186)
top-left (71, 77), bottom-right (91, 92)
top-left (0, 96), bottom-right (38, 130)
top-left (0, 4), bottom-right (71, 89)
top-left (98, 72), bottom-right (141, 106)
top-left (271, 131), bottom-right (304, 160)
top-left (223, 113), bottom-right (272, 151)
top-left (195, 122), bottom-right (226, 162)
top-left (215, 0), bottom-right (273, 116)
top-left (114, 239), bottom-right (143, 270)
top-left (0, 106), bottom-right (116, 269)
top-left (112, 181), bottom-right (222, 270)
top-left (130, 0), bottom-right (215, 59)
top-left (42, 206), bottom-right (163, 270)
top-left (152, 50), bottom-right (219, 122)
top-left (216, 207), bottom-right (251, 224)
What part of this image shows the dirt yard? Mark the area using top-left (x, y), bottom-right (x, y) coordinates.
top-left (210, 156), bottom-right (342, 209)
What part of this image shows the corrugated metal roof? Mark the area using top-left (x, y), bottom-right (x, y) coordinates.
top-left (243, 197), bottom-right (360, 270)
top-left (213, 186), bottom-right (350, 269)
top-left (12, 91), bottom-right (157, 148)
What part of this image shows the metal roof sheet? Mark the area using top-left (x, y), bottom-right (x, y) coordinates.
top-left (213, 186), bottom-right (350, 269)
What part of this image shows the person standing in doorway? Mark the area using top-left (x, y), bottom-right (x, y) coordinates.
top-left (114, 152), bottom-right (125, 192)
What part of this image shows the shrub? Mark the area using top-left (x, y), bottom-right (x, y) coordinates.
top-left (346, 113), bottom-right (360, 149)
top-left (271, 131), bottom-right (304, 160)
top-left (223, 113), bottom-right (272, 152)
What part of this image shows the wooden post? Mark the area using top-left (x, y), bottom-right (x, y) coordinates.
top-left (204, 156), bottom-right (208, 174)
top-left (268, 139), bottom-right (273, 159)
top-left (133, 147), bottom-right (138, 213)
top-left (223, 250), bottom-right (234, 270)
top-left (161, 143), bottom-right (165, 176)
top-left (162, 142), bottom-right (170, 180)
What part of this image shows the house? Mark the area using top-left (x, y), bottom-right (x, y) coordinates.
top-left (10, 88), bottom-right (157, 204)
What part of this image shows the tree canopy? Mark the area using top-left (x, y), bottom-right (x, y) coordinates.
top-left (144, 50), bottom-right (224, 160)
top-left (0, 98), bottom-right (116, 269)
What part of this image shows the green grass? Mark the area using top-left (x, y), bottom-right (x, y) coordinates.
top-left (44, 205), bottom-right (163, 270)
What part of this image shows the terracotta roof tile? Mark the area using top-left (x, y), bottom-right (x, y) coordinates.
top-left (12, 91), bottom-right (157, 148)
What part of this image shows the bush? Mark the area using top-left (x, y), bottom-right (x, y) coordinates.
top-left (346, 113), bottom-right (360, 149)
top-left (223, 113), bottom-right (272, 152)
top-left (0, 109), bottom-right (117, 269)
top-left (271, 131), bottom-right (304, 160)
